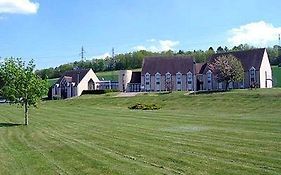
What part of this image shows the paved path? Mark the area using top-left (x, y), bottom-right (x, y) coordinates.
top-left (115, 92), bottom-right (141, 97)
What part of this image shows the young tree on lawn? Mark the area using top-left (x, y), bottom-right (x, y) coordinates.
top-left (209, 54), bottom-right (244, 90)
top-left (0, 58), bottom-right (48, 125)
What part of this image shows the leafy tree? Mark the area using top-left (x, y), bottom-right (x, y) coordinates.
top-left (208, 47), bottom-right (214, 51)
top-left (177, 50), bottom-right (185, 54)
top-left (216, 46), bottom-right (224, 53)
top-left (224, 46), bottom-right (229, 52)
top-left (0, 58), bottom-right (48, 125)
top-left (209, 54), bottom-right (244, 90)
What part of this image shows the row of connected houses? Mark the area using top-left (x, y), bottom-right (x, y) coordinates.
top-left (49, 48), bottom-right (272, 99)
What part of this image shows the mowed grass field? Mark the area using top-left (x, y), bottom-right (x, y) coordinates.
top-left (0, 90), bottom-right (280, 174)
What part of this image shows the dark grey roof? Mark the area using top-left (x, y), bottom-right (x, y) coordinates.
top-left (204, 48), bottom-right (266, 73)
top-left (141, 56), bottom-right (195, 75)
top-left (55, 69), bottom-right (90, 86)
top-left (129, 72), bottom-right (141, 84)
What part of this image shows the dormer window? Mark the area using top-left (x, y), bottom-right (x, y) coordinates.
top-left (155, 72), bottom-right (161, 84)
top-left (145, 72), bottom-right (151, 91)
top-left (176, 72), bottom-right (182, 91)
top-left (165, 72), bottom-right (171, 81)
top-left (207, 70), bottom-right (212, 90)
top-left (155, 72), bottom-right (161, 91)
top-left (187, 71), bottom-right (193, 90)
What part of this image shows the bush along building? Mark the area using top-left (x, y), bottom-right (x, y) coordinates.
top-left (119, 48), bottom-right (272, 92)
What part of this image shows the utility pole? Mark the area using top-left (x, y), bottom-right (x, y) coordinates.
top-left (278, 34), bottom-right (280, 46)
top-left (112, 47), bottom-right (115, 59)
top-left (81, 46), bottom-right (85, 61)
top-left (109, 47), bottom-right (115, 90)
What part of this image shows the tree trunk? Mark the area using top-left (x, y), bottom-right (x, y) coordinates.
top-left (225, 81), bottom-right (229, 91)
top-left (24, 101), bottom-right (29, 125)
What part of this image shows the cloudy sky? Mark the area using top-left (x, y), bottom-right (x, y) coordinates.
top-left (0, 0), bottom-right (281, 68)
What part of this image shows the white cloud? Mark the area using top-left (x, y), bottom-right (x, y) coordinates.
top-left (92, 52), bottom-right (111, 59)
top-left (228, 21), bottom-right (281, 47)
top-left (133, 39), bottom-right (180, 52)
top-left (0, 0), bottom-right (39, 14)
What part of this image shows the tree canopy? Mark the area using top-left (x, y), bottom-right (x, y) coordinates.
top-left (0, 58), bottom-right (48, 125)
top-left (35, 44), bottom-right (281, 80)
top-left (209, 54), bottom-right (244, 90)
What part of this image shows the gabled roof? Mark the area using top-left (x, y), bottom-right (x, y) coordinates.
top-left (55, 69), bottom-right (90, 86)
top-left (141, 56), bottom-right (195, 75)
top-left (205, 48), bottom-right (266, 73)
top-left (195, 63), bottom-right (207, 74)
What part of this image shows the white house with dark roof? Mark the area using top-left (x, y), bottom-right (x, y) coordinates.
top-left (50, 69), bottom-right (100, 99)
top-left (120, 48), bottom-right (272, 92)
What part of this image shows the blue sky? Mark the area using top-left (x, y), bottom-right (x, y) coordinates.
top-left (0, 0), bottom-right (281, 69)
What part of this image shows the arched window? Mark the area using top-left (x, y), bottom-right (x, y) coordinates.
top-left (145, 72), bottom-right (151, 91)
top-left (155, 72), bottom-right (161, 91)
top-left (187, 71), bottom-right (193, 90)
top-left (176, 72), bottom-right (182, 91)
top-left (250, 67), bottom-right (256, 83)
top-left (88, 79), bottom-right (95, 90)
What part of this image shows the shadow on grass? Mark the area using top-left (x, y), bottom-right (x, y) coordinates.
top-left (0, 123), bottom-right (23, 128)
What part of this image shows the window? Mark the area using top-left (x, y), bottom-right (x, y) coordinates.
top-left (155, 72), bottom-right (161, 91)
top-left (207, 70), bottom-right (212, 90)
top-left (166, 72), bottom-right (171, 81)
top-left (250, 67), bottom-right (256, 83)
top-left (145, 73), bottom-right (150, 91)
top-left (207, 70), bottom-right (212, 83)
top-left (187, 72), bottom-right (193, 90)
top-left (176, 72), bottom-right (182, 91)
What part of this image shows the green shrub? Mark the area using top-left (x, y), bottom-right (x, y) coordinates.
top-left (82, 89), bottom-right (119, 95)
top-left (128, 103), bottom-right (161, 110)
top-left (82, 90), bottom-right (106, 95)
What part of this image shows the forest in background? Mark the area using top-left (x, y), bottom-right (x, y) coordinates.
top-left (35, 44), bottom-right (281, 79)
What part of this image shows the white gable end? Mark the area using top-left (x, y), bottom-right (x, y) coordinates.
top-left (77, 69), bottom-right (100, 96)
top-left (259, 50), bottom-right (272, 88)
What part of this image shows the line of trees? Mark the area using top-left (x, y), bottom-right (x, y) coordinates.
top-left (35, 44), bottom-right (281, 79)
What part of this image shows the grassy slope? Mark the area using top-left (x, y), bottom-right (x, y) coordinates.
top-left (96, 69), bottom-right (141, 81)
top-left (0, 89), bottom-right (280, 174)
top-left (96, 70), bottom-right (119, 81)
top-left (272, 66), bottom-right (281, 87)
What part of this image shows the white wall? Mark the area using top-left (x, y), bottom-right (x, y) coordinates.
top-left (77, 69), bottom-right (100, 96)
top-left (259, 50), bottom-right (272, 88)
top-left (119, 70), bottom-right (133, 91)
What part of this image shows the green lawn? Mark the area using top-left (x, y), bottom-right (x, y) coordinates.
top-left (96, 69), bottom-right (141, 81)
top-left (47, 78), bottom-right (59, 87)
top-left (272, 66), bottom-right (281, 87)
top-left (96, 70), bottom-right (119, 81)
top-left (0, 89), bottom-right (280, 174)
